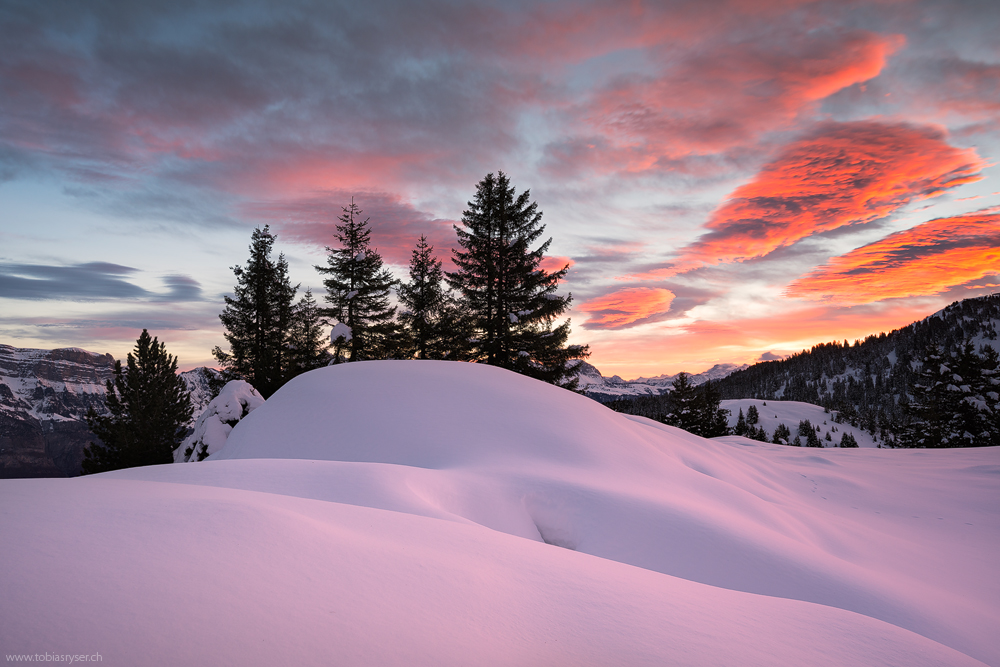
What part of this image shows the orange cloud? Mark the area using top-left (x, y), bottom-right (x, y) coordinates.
top-left (544, 30), bottom-right (904, 178)
top-left (539, 255), bottom-right (575, 273)
top-left (632, 121), bottom-right (984, 278)
top-left (579, 287), bottom-right (674, 329)
top-left (787, 212), bottom-right (1000, 303)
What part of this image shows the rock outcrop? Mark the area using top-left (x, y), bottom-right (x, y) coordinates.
top-left (0, 345), bottom-right (115, 477)
top-left (0, 344), bottom-right (219, 478)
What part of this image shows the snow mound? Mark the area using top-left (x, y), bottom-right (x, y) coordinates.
top-left (174, 380), bottom-right (264, 462)
top-left (210, 360), bottom-right (660, 471)
top-left (2, 361), bottom-right (997, 666)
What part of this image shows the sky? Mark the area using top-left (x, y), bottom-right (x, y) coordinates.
top-left (1, 0), bottom-right (999, 379)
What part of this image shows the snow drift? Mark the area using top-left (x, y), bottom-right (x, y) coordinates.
top-left (1, 360), bottom-right (996, 666)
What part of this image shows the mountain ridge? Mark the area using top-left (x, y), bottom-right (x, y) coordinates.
top-left (0, 343), bottom-right (217, 478)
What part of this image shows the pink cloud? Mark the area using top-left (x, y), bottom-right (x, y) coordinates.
top-left (578, 287), bottom-right (675, 329)
top-left (543, 29), bottom-right (904, 178)
top-left (241, 191), bottom-right (458, 267)
top-left (787, 212), bottom-right (1000, 303)
top-left (627, 120), bottom-right (984, 279)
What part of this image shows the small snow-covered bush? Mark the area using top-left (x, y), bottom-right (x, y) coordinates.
top-left (173, 380), bottom-right (265, 462)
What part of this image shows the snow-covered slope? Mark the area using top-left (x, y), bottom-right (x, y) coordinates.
top-left (721, 398), bottom-right (880, 447)
top-left (1, 361), bottom-right (996, 666)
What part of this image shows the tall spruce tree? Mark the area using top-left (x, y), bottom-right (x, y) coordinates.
top-left (316, 201), bottom-right (403, 362)
top-left (398, 236), bottom-right (470, 360)
top-left (446, 171), bottom-right (588, 386)
top-left (213, 226), bottom-right (297, 398)
top-left (83, 330), bottom-right (193, 474)
top-left (285, 288), bottom-right (330, 376)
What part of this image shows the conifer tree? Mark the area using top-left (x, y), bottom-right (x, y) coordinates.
top-left (734, 408), bottom-right (748, 436)
top-left (285, 288), bottom-right (330, 376)
top-left (746, 404), bottom-right (760, 426)
top-left (213, 226), bottom-right (297, 398)
top-left (772, 423), bottom-right (792, 445)
top-left (446, 171), bottom-right (588, 387)
top-left (664, 372), bottom-right (702, 433)
top-left (697, 380), bottom-right (731, 437)
top-left (398, 236), bottom-right (471, 360)
top-left (316, 201), bottom-right (403, 362)
top-left (901, 344), bottom-right (963, 447)
top-left (83, 330), bottom-right (193, 474)
top-left (839, 432), bottom-right (859, 448)
top-left (798, 419), bottom-right (823, 447)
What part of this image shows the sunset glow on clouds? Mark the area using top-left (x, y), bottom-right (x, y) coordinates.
top-left (578, 288), bottom-right (675, 329)
top-left (640, 121), bottom-right (985, 276)
top-left (788, 212), bottom-right (1000, 303)
top-left (2, 0), bottom-right (1000, 378)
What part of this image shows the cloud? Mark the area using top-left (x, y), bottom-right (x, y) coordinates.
top-left (542, 28), bottom-right (903, 179)
top-left (0, 262), bottom-right (204, 302)
top-left (578, 287), bottom-right (674, 329)
top-left (630, 120), bottom-right (984, 278)
top-left (787, 212), bottom-right (1000, 303)
top-left (757, 351), bottom-right (789, 361)
top-left (539, 256), bottom-right (574, 273)
top-left (158, 275), bottom-right (204, 302)
top-left (242, 191), bottom-right (458, 266)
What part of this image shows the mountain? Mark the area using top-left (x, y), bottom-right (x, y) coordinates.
top-left (572, 360), bottom-right (747, 402)
top-left (1, 361), bottom-right (995, 665)
top-left (0, 343), bottom-right (219, 478)
top-left (714, 293), bottom-right (1000, 445)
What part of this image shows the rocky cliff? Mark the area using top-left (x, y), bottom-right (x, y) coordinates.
top-left (0, 344), bottom-right (218, 478)
top-left (0, 345), bottom-right (115, 477)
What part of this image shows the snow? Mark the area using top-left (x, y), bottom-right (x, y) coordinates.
top-left (173, 380), bottom-right (265, 462)
top-left (722, 398), bottom-right (880, 447)
top-left (330, 322), bottom-right (352, 343)
top-left (1, 360), bottom-right (997, 666)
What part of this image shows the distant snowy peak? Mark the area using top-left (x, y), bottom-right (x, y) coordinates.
top-left (180, 367), bottom-right (223, 421)
top-left (571, 360), bottom-right (748, 402)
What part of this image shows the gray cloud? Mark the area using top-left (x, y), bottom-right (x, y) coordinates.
top-left (0, 262), bottom-right (204, 302)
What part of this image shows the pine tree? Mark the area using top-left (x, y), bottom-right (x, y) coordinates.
top-left (285, 288), bottom-right (330, 377)
top-left (697, 380), bottom-right (731, 437)
top-left (398, 235), bottom-right (471, 360)
top-left (664, 372), bottom-right (702, 433)
top-left (446, 171), bottom-right (588, 387)
top-left (798, 419), bottom-right (823, 447)
top-left (82, 330), bottom-right (193, 474)
top-left (980, 344), bottom-right (1000, 443)
top-left (840, 432), bottom-right (859, 448)
top-left (951, 340), bottom-right (999, 447)
top-left (734, 408), bottom-right (748, 436)
top-left (213, 226), bottom-right (298, 398)
top-left (772, 423), bottom-right (792, 445)
top-left (316, 201), bottom-right (403, 362)
top-left (746, 404), bottom-right (760, 426)
top-left (901, 344), bottom-right (963, 447)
